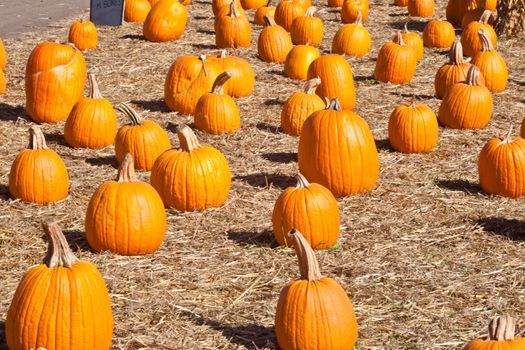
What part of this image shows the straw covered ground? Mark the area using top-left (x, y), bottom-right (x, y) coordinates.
top-left (1, 0), bottom-right (525, 349)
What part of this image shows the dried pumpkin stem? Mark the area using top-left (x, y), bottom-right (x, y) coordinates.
top-left (396, 31), bottom-right (405, 46)
top-left (88, 73), bottom-right (104, 99)
top-left (303, 77), bottom-right (321, 94)
top-left (117, 153), bottom-right (138, 182)
top-left (220, 50), bottom-right (227, 59)
top-left (199, 55), bottom-right (209, 76)
top-left (263, 14), bottom-right (277, 26)
top-left (465, 65), bottom-right (483, 86)
top-left (403, 22), bottom-right (409, 33)
top-left (449, 40), bottom-right (469, 65)
top-left (477, 29), bottom-right (494, 52)
top-left (409, 96), bottom-right (417, 108)
top-left (355, 11), bottom-right (363, 26)
top-left (29, 125), bottom-right (48, 150)
top-left (229, 0), bottom-right (242, 17)
top-left (177, 125), bottom-right (202, 151)
top-left (305, 6), bottom-right (317, 16)
top-left (212, 71), bottom-right (232, 94)
top-left (488, 315), bottom-right (516, 340)
top-left (42, 221), bottom-right (78, 268)
top-left (295, 173), bottom-right (310, 188)
top-left (502, 126), bottom-right (514, 144)
top-left (289, 229), bottom-right (322, 281)
top-left (117, 103), bottom-right (144, 126)
top-left (479, 9), bottom-right (492, 24)
top-left (326, 97), bottom-right (342, 111)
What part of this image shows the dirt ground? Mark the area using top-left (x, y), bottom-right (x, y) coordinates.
top-left (1, 0), bottom-right (525, 349)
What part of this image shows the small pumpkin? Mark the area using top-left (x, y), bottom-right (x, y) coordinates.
top-left (290, 7), bottom-right (323, 46)
top-left (280, 77), bottom-right (325, 136)
top-left (64, 74), bottom-right (117, 149)
top-left (332, 12), bottom-right (371, 57)
top-left (115, 103), bottom-right (171, 171)
top-left (212, 50), bottom-right (255, 97)
top-left (471, 29), bottom-right (508, 93)
top-left (68, 19), bottom-right (97, 51)
top-left (423, 20), bottom-right (456, 48)
top-left (215, 1), bottom-right (252, 48)
top-left (438, 65), bottom-right (493, 129)
top-left (9, 126), bottom-right (69, 205)
top-left (464, 315), bottom-right (525, 350)
top-left (143, 0), bottom-right (188, 42)
top-left (283, 44), bottom-right (320, 80)
top-left (461, 10), bottom-right (497, 56)
top-left (125, 0), bottom-right (152, 23)
top-left (254, 0), bottom-right (276, 25)
top-left (150, 125), bottom-right (232, 211)
top-left (275, 229), bottom-right (358, 349)
top-left (374, 32), bottom-right (417, 84)
top-left (392, 22), bottom-right (424, 61)
top-left (0, 69), bottom-right (5, 95)
top-left (5, 221), bottom-right (113, 350)
top-left (0, 36), bottom-right (5, 69)
top-left (394, 0), bottom-right (408, 6)
top-left (274, 0), bottom-right (307, 32)
top-left (257, 15), bottom-right (293, 63)
top-left (241, 0), bottom-right (267, 9)
top-left (341, 0), bottom-right (369, 23)
top-left (408, 0), bottom-right (435, 17)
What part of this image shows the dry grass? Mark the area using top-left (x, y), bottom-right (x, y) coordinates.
top-left (1, 0), bottom-right (525, 349)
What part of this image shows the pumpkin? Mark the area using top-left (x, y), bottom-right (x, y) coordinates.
top-left (9, 126), bottom-right (69, 205)
top-left (374, 32), bottom-right (417, 84)
top-left (394, 0), bottom-right (408, 6)
top-left (125, 0), bottom-right (152, 23)
top-left (0, 36), bottom-right (5, 69)
top-left (85, 153), bottom-right (167, 255)
top-left (25, 42), bottom-right (86, 124)
top-left (290, 7), bottom-right (323, 46)
top-left (213, 0), bottom-right (243, 15)
top-left (471, 29), bottom-right (508, 92)
top-left (341, 0), bottom-right (369, 23)
top-left (408, 0), bottom-right (434, 17)
top-left (216, 3), bottom-right (247, 18)
top-left (284, 44), bottom-right (320, 80)
top-left (150, 125), bottom-right (232, 211)
top-left (0, 68), bottom-right (5, 95)
top-left (195, 72), bottom-right (240, 134)
top-left (392, 22), bottom-right (424, 61)
top-left (215, 1), bottom-right (252, 48)
top-left (438, 65), bottom-right (493, 129)
top-left (464, 316), bottom-right (525, 350)
top-left (461, 10), bottom-right (497, 56)
top-left (143, 0), bottom-right (188, 42)
top-left (149, 0), bottom-right (161, 5)
top-left (274, 0), bottom-right (307, 32)
top-left (423, 20), bottom-right (456, 48)
top-left (257, 15), bottom-right (293, 63)
top-left (275, 229), bottom-right (358, 349)
top-left (306, 54), bottom-right (356, 111)
top-left (115, 103), bottom-right (171, 171)
top-left (462, 4), bottom-right (496, 28)
top-left (281, 77), bottom-right (325, 136)
top-left (254, 1), bottom-right (276, 25)
top-left (298, 98), bottom-right (379, 197)
top-left (64, 74), bottom-right (117, 149)
top-left (478, 131), bottom-right (525, 198)
top-left (164, 55), bottom-right (222, 115)
top-left (6, 221), bottom-right (113, 350)
top-left (388, 99), bottom-right (438, 153)
top-left (328, 0), bottom-right (343, 8)
top-left (446, 0), bottom-right (471, 25)
top-left (241, 0), bottom-right (267, 9)
top-left (212, 50), bottom-right (255, 97)
top-left (332, 12), bottom-right (371, 57)
top-left (68, 19), bottom-right (97, 51)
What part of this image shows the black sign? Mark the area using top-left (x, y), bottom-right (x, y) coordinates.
top-left (90, 0), bottom-right (125, 26)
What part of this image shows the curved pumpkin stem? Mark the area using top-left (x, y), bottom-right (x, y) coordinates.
top-left (403, 22), bottom-right (410, 33)
top-left (479, 9), bottom-right (493, 24)
top-left (220, 50), bottom-right (227, 59)
top-left (295, 173), bottom-right (310, 188)
top-left (212, 71), bottom-right (232, 94)
top-left (305, 6), bottom-right (317, 16)
top-left (303, 77), bottom-right (321, 94)
top-left (117, 103), bottom-right (144, 126)
top-left (42, 221), bottom-right (78, 268)
top-left (488, 315), bottom-right (516, 340)
top-left (501, 126), bottom-right (514, 144)
top-left (229, 0), bottom-right (242, 17)
top-left (477, 29), bottom-right (494, 52)
top-left (29, 125), bottom-right (48, 150)
top-left (395, 31), bottom-right (405, 46)
top-left (117, 153), bottom-right (138, 183)
top-left (199, 55), bottom-right (209, 76)
top-left (409, 96), bottom-right (418, 108)
top-left (263, 14), bottom-right (277, 26)
top-left (465, 65), bottom-right (483, 86)
top-left (88, 73), bottom-right (104, 99)
top-left (326, 97), bottom-right (342, 111)
top-left (289, 229), bottom-right (322, 281)
top-left (449, 40), bottom-right (470, 65)
top-left (354, 11), bottom-right (363, 26)
top-left (177, 125), bottom-right (202, 151)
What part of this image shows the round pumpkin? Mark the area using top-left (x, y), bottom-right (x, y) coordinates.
top-left (212, 50), bottom-right (255, 97)
top-left (257, 15), bottom-right (293, 63)
top-left (68, 19), bottom-right (97, 51)
top-left (332, 12), bottom-right (371, 57)
top-left (464, 316), bottom-right (525, 350)
top-left (215, 1), bottom-right (252, 48)
top-left (290, 7), bottom-right (323, 46)
top-left (423, 20), bottom-right (456, 48)
top-left (284, 44), bottom-right (320, 80)
top-left (0, 36), bottom-right (6, 69)
top-left (274, 0), bottom-right (307, 32)
top-left (471, 29), bottom-right (508, 92)
top-left (393, 22), bottom-right (424, 62)
top-left (375, 32), bottom-right (417, 84)
top-left (341, 0), bottom-right (369, 23)
top-left (9, 126), bottom-right (69, 205)
top-left (143, 0), bottom-right (188, 42)
top-left (254, 1), bottom-right (276, 25)
top-left (408, 0), bottom-right (434, 17)
top-left (461, 10), bottom-right (497, 56)
top-left (125, 0), bottom-right (152, 22)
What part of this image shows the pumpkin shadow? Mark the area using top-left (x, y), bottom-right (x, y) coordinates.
top-left (227, 229), bottom-right (278, 248)
top-left (197, 29), bottom-right (215, 35)
top-left (509, 78), bottom-right (525, 87)
top-left (354, 75), bottom-right (374, 82)
top-left (255, 122), bottom-right (281, 134)
top-left (263, 98), bottom-right (284, 106)
top-left (130, 99), bottom-right (170, 113)
top-left (166, 121), bottom-right (195, 134)
top-left (0, 103), bottom-right (29, 122)
top-left (398, 92), bottom-right (437, 100)
top-left (233, 173), bottom-right (294, 189)
top-left (43, 132), bottom-right (68, 147)
top-left (375, 138), bottom-right (395, 152)
top-left (261, 152), bottom-right (297, 164)
top-left (0, 184), bottom-right (9, 201)
top-left (85, 155), bottom-right (118, 169)
top-left (192, 43), bottom-right (217, 50)
top-left (0, 320), bottom-right (6, 349)
top-left (268, 69), bottom-right (284, 76)
top-left (120, 34), bottom-right (145, 40)
top-left (63, 230), bottom-right (91, 252)
top-left (389, 20), bottom-right (427, 32)
top-left (434, 179), bottom-right (483, 194)
top-left (476, 217), bottom-right (525, 241)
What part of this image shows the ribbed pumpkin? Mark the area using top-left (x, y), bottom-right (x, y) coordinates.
top-left (281, 77), bottom-right (325, 136)
top-left (212, 51), bottom-right (255, 97)
top-left (9, 126), bottom-right (69, 205)
top-left (464, 316), bottom-right (525, 350)
top-left (394, 0), bottom-right (408, 6)
top-left (332, 12), bottom-right (371, 57)
top-left (284, 44), bottom-right (320, 80)
top-left (274, 0), bottom-right (307, 32)
top-left (241, 0), bottom-right (267, 9)
top-left (64, 74), bottom-right (117, 149)
top-left (408, 0), bottom-right (434, 17)
top-left (392, 23), bottom-right (424, 61)
top-left (68, 19), bottom-right (97, 51)
top-left (471, 29), bottom-right (508, 93)
top-left (143, 0), bottom-right (188, 42)
top-left (85, 153), bottom-right (167, 255)
top-left (438, 65), bottom-right (493, 129)
top-left (0, 69), bottom-right (5, 95)
top-left (5, 221), bottom-right (113, 350)
top-left (298, 98), bottom-right (379, 197)
top-left (213, 0), bottom-right (243, 15)
top-left (25, 42), bottom-right (86, 124)
top-left (275, 229), bottom-right (358, 349)
top-left (341, 0), bottom-right (369, 23)
top-left (254, 1), bottom-right (276, 25)
top-left (307, 54), bottom-right (356, 111)
top-left (257, 15), bottom-right (293, 63)
top-left (0, 36), bottom-right (5, 69)
top-left (195, 72), bottom-right (240, 134)
top-left (115, 103), bottom-right (171, 171)
top-left (150, 125), bottom-right (232, 211)
top-left (215, 1), bottom-right (252, 48)
top-left (446, 0), bottom-right (471, 25)
top-left (423, 20), bottom-right (456, 48)
top-left (461, 10), bottom-right (497, 56)
top-left (125, 0), bottom-right (152, 22)
top-left (388, 99), bottom-right (438, 153)
top-left (290, 7), bottom-right (323, 46)
top-left (164, 55), bottom-right (222, 115)
top-left (374, 32), bottom-right (417, 84)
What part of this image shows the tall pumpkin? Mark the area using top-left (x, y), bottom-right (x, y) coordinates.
top-left (284, 44), bottom-right (320, 80)
top-left (257, 15), bottom-right (293, 63)
top-left (460, 10), bottom-right (497, 56)
top-left (464, 316), bottom-right (525, 350)
top-left (298, 98), bottom-right (379, 197)
top-left (5, 221), bottom-right (113, 350)
top-left (393, 23), bottom-right (424, 61)
top-left (212, 51), bottom-right (255, 97)
top-left (290, 7), bottom-right (323, 46)
top-left (408, 0), bottom-right (435, 17)
top-left (125, 0), bottom-right (152, 23)
top-left (341, 0), bottom-right (369, 23)
top-left (68, 19), bottom-right (97, 51)
top-left (274, 0), bottom-right (307, 32)
top-left (275, 229), bottom-right (358, 350)
top-left (143, 0), bottom-right (188, 42)
top-left (374, 32), bottom-right (417, 84)
top-left (214, 1), bottom-right (252, 48)
top-left (332, 12), bottom-right (371, 57)
top-left (25, 42), bottom-right (86, 123)
top-left (471, 29), bottom-right (508, 92)
top-left (422, 20), bottom-right (456, 48)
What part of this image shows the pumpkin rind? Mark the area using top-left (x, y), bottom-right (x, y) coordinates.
top-left (423, 20), bottom-right (456, 48)
top-left (241, 0), bottom-right (267, 9)
top-left (257, 15), bottom-right (293, 63)
top-left (446, 0), bottom-right (471, 25)
top-left (341, 0), bottom-right (369, 23)
top-left (375, 32), bottom-right (417, 84)
top-left (284, 44), bottom-right (320, 80)
top-left (143, 0), bottom-right (188, 42)
top-left (213, 0), bottom-right (243, 15)
top-left (290, 7), bottom-right (323, 46)
top-left (332, 12), bottom-right (371, 57)
top-left (471, 29), bottom-right (508, 92)
top-left (68, 19), bottom-right (97, 50)
top-left (0, 68), bottom-right (5, 95)
top-left (460, 10), bottom-right (497, 56)
top-left (125, 0), bottom-right (152, 23)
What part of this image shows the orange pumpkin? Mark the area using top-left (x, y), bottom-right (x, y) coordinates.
top-left (149, 0), bottom-right (161, 5)
top-left (394, 0), bottom-right (408, 6)
top-left (290, 7), bottom-right (323, 46)
top-left (275, 229), bottom-right (358, 349)
top-left (471, 29), bottom-right (508, 92)
top-left (423, 20), bottom-right (456, 48)
top-left (254, 1), bottom-right (276, 25)
top-left (375, 32), bottom-right (417, 84)
top-left (283, 44), bottom-right (320, 80)
top-left (9, 126), bottom-right (69, 205)
top-left (212, 51), bottom-right (255, 97)
top-left (446, 0), bottom-right (471, 25)
top-left (464, 316), bottom-right (525, 350)
top-left (25, 42), bottom-right (86, 123)
top-left (143, 0), bottom-right (188, 42)
top-left (125, 0), bottom-right (152, 23)
top-left (257, 15), bottom-right (293, 63)
top-left (341, 0), bottom-right (369, 23)
top-left (241, 0), bottom-right (267, 9)
top-left (0, 36), bottom-right (5, 69)
top-left (0, 68), bottom-right (5, 95)
top-left (6, 221), bottom-right (113, 350)
top-left (150, 125), bottom-right (232, 211)
top-left (68, 19), bottom-right (97, 51)
top-left (274, 0), bottom-right (307, 32)
top-left (462, 1), bottom-right (496, 28)
top-left (213, 0), bottom-right (243, 15)
top-left (215, 1), bottom-right (252, 48)
top-left (328, 0), bottom-right (344, 8)
top-left (393, 22), bottom-right (424, 61)
top-left (461, 10), bottom-right (497, 56)
top-left (408, 0), bottom-right (434, 17)
top-left (332, 12), bottom-right (371, 57)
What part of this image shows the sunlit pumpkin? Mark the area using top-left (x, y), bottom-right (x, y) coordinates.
top-left (471, 28), bottom-right (508, 92)
top-left (461, 9), bottom-right (497, 56)
top-left (68, 19), bottom-right (97, 50)
top-left (257, 15), bottom-right (293, 63)
top-left (341, 0), bottom-right (369, 23)
top-left (332, 12), bottom-right (371, 57)
top-left (375, 32), bottom-right (417, 84)
top-left (284, 44), bottom-right (320, 80)
top-left (143, 0), bottom-right (188, 42)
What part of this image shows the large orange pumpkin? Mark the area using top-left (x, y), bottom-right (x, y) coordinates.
top-left (283, 44), bottom-right (320, 80)
top-left (393, 22), bottom-right (424, 61)
top-left (68, 19), bottom-right (97, 51)
top-left (464, 316), bottom-right (525, 350)
top-left (461, 10), bottom-right (497, 56)
top-left (290, 6), bottom-right (323, 46)
top-left (374, 32), bottom-right (417, 84)
top-left (125, 0), bottom-right (152, 23)
top-left (471, 29), bottom-right (508, 92)
top-left (341, 0), bottom-right (369, 23)
top-left (257, 15), bottom-right (293, 63)
top-left (215, 1), bottom-right (252, 48)
top-left (143, 0), bottom-right (188, 42)
top-left (274, 0), bottom-right (307, 32)
top-left (332, 12), bottom-right (372, 57)
top-left (213, 0), bottom-right (243, 15)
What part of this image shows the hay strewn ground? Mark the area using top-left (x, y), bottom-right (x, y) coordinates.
top-left (1, 0), bottom-right (525, 349)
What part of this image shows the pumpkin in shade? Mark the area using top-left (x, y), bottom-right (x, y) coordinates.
top-left (341, 0), bottom-right (369, 23)
top-left (275, 229), bottom-right (358, 349)
top-left (284, 44), bottom-right (320, 80)
top-left (298, 98), bottom-right (379, 197)
top-left (5, 221), bottom-right (113, 350)
top-left (150, 125), bottom-right (231, 211)
top-left (332, 12), bottom-right (371, 57)
top-left (464, 315), bottom-right (525, 350)
top-left (423, 20), bottom-right (455, 48)
top-left (281, 77), bottom-right (325, 136)
top-left (68, 19), bottom-right (97, 51)
top-left (64, 74), bottom-right (117, 149)
top-left (241, 0), bottom-right (267, 9)
top-left (388, 99), bottom-right (438, 153)
top-left (254, 0), bottom-right (276, 25)
top-left (9, 126), bottom-right (69, 205)
top-left (0, 37), bottom-right (5, 69)
top-left (438, 65), bottom-right (492, 129)
top-left (394, 0), bottom-right (408, 6)
top-left (195, 72), bottom-right (240, 134)
top-left (374, 32), bottom-right (417, 84)
top-left (408, 0), bottom-right (434, 17)
top-left (125, 0), bottom-right (152, 23)
top-left (212, 51), bottom-right (255, 97)
top-left (307, 54), bottom-right (356, 111)
top-left (115, 103), bottom-right (171, 171)
top-left (290, 7), bottom-right (323, 46)
top-left (392, 23), bottom-right (424, 61)
top-left (461, 2), bottom-right (496, 28)
top-left (446, 0), bottom-right (470, 25)
top-left (164, 55), bottom-right (222, 115)
top-left (471, 29), bottom-right (508, 93)
top-left (0, 69), bottom-right (5, 95)
top-left (257, 15), bottom-right (293, 63)
top-left (25, 42), bottom-right (86, 124)
top-left (143, 0), bottom-right (188, 42)
top-left (213, 0), bottom-right (243, 15)
top-left (274, 0), bottom-right (307, 32)
top-left (461, 10), bottom-right (496, 56)
top-left (85, 153), bottom-right (167, 255)
top-left (215, 1), bottom-right (252, 48)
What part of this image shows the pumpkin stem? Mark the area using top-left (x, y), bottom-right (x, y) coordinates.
top-left (266, 0), bottom-right (272, 5)
top-left (117, 103), bottom-right (144, 126)
top-left (220, 50), bottom-right (227, 59)
top-left (477, 29), bottom-right (494, 52)
top-left (502, 126), bottom-right (514, 144)
top-left (177, 125), bottom-right (202, 151)
top-left (305, 6), bottom-right (316, 16)
top-left (29, 126), bottom-right (49, 150)
top-left (409, 96), bottom-right (417, 108)
top-left (88, 73), bottom-right (104, 99)
top-left (199, 55), bottom-right (209, 76)
top-left (263, 14), bottom-right (277, 26)
top-left (117, 153), bottom-right (138, 183)
top-left (295, 173), bottom-right (310, 188)
top-left (449, 39), bottom-right (470, 65)
top-left (479, 9), bottom-right (492, 24)
top-left (403, 22), bottom-right (409, 33)
top-left (465, 65), bottom-right (483, 86)
top-left (42, 221), bottom-right (78, 268)
top-left (488, 315), bottom-right (516, 340)
top-left (326, 98), bottom-right (342, 111)
top-left (212, 71), bottom-right (232, 94)
top-left (303, 77), bottom-right (321, 94)
top-left (396, 31), bottom-right (405, 46)
top-left (354, 11), bottom-right (363, 26)
top-left (229, 0), bottom-right (242, 17)
top-left (289, 229), bottom-right (322, 281)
